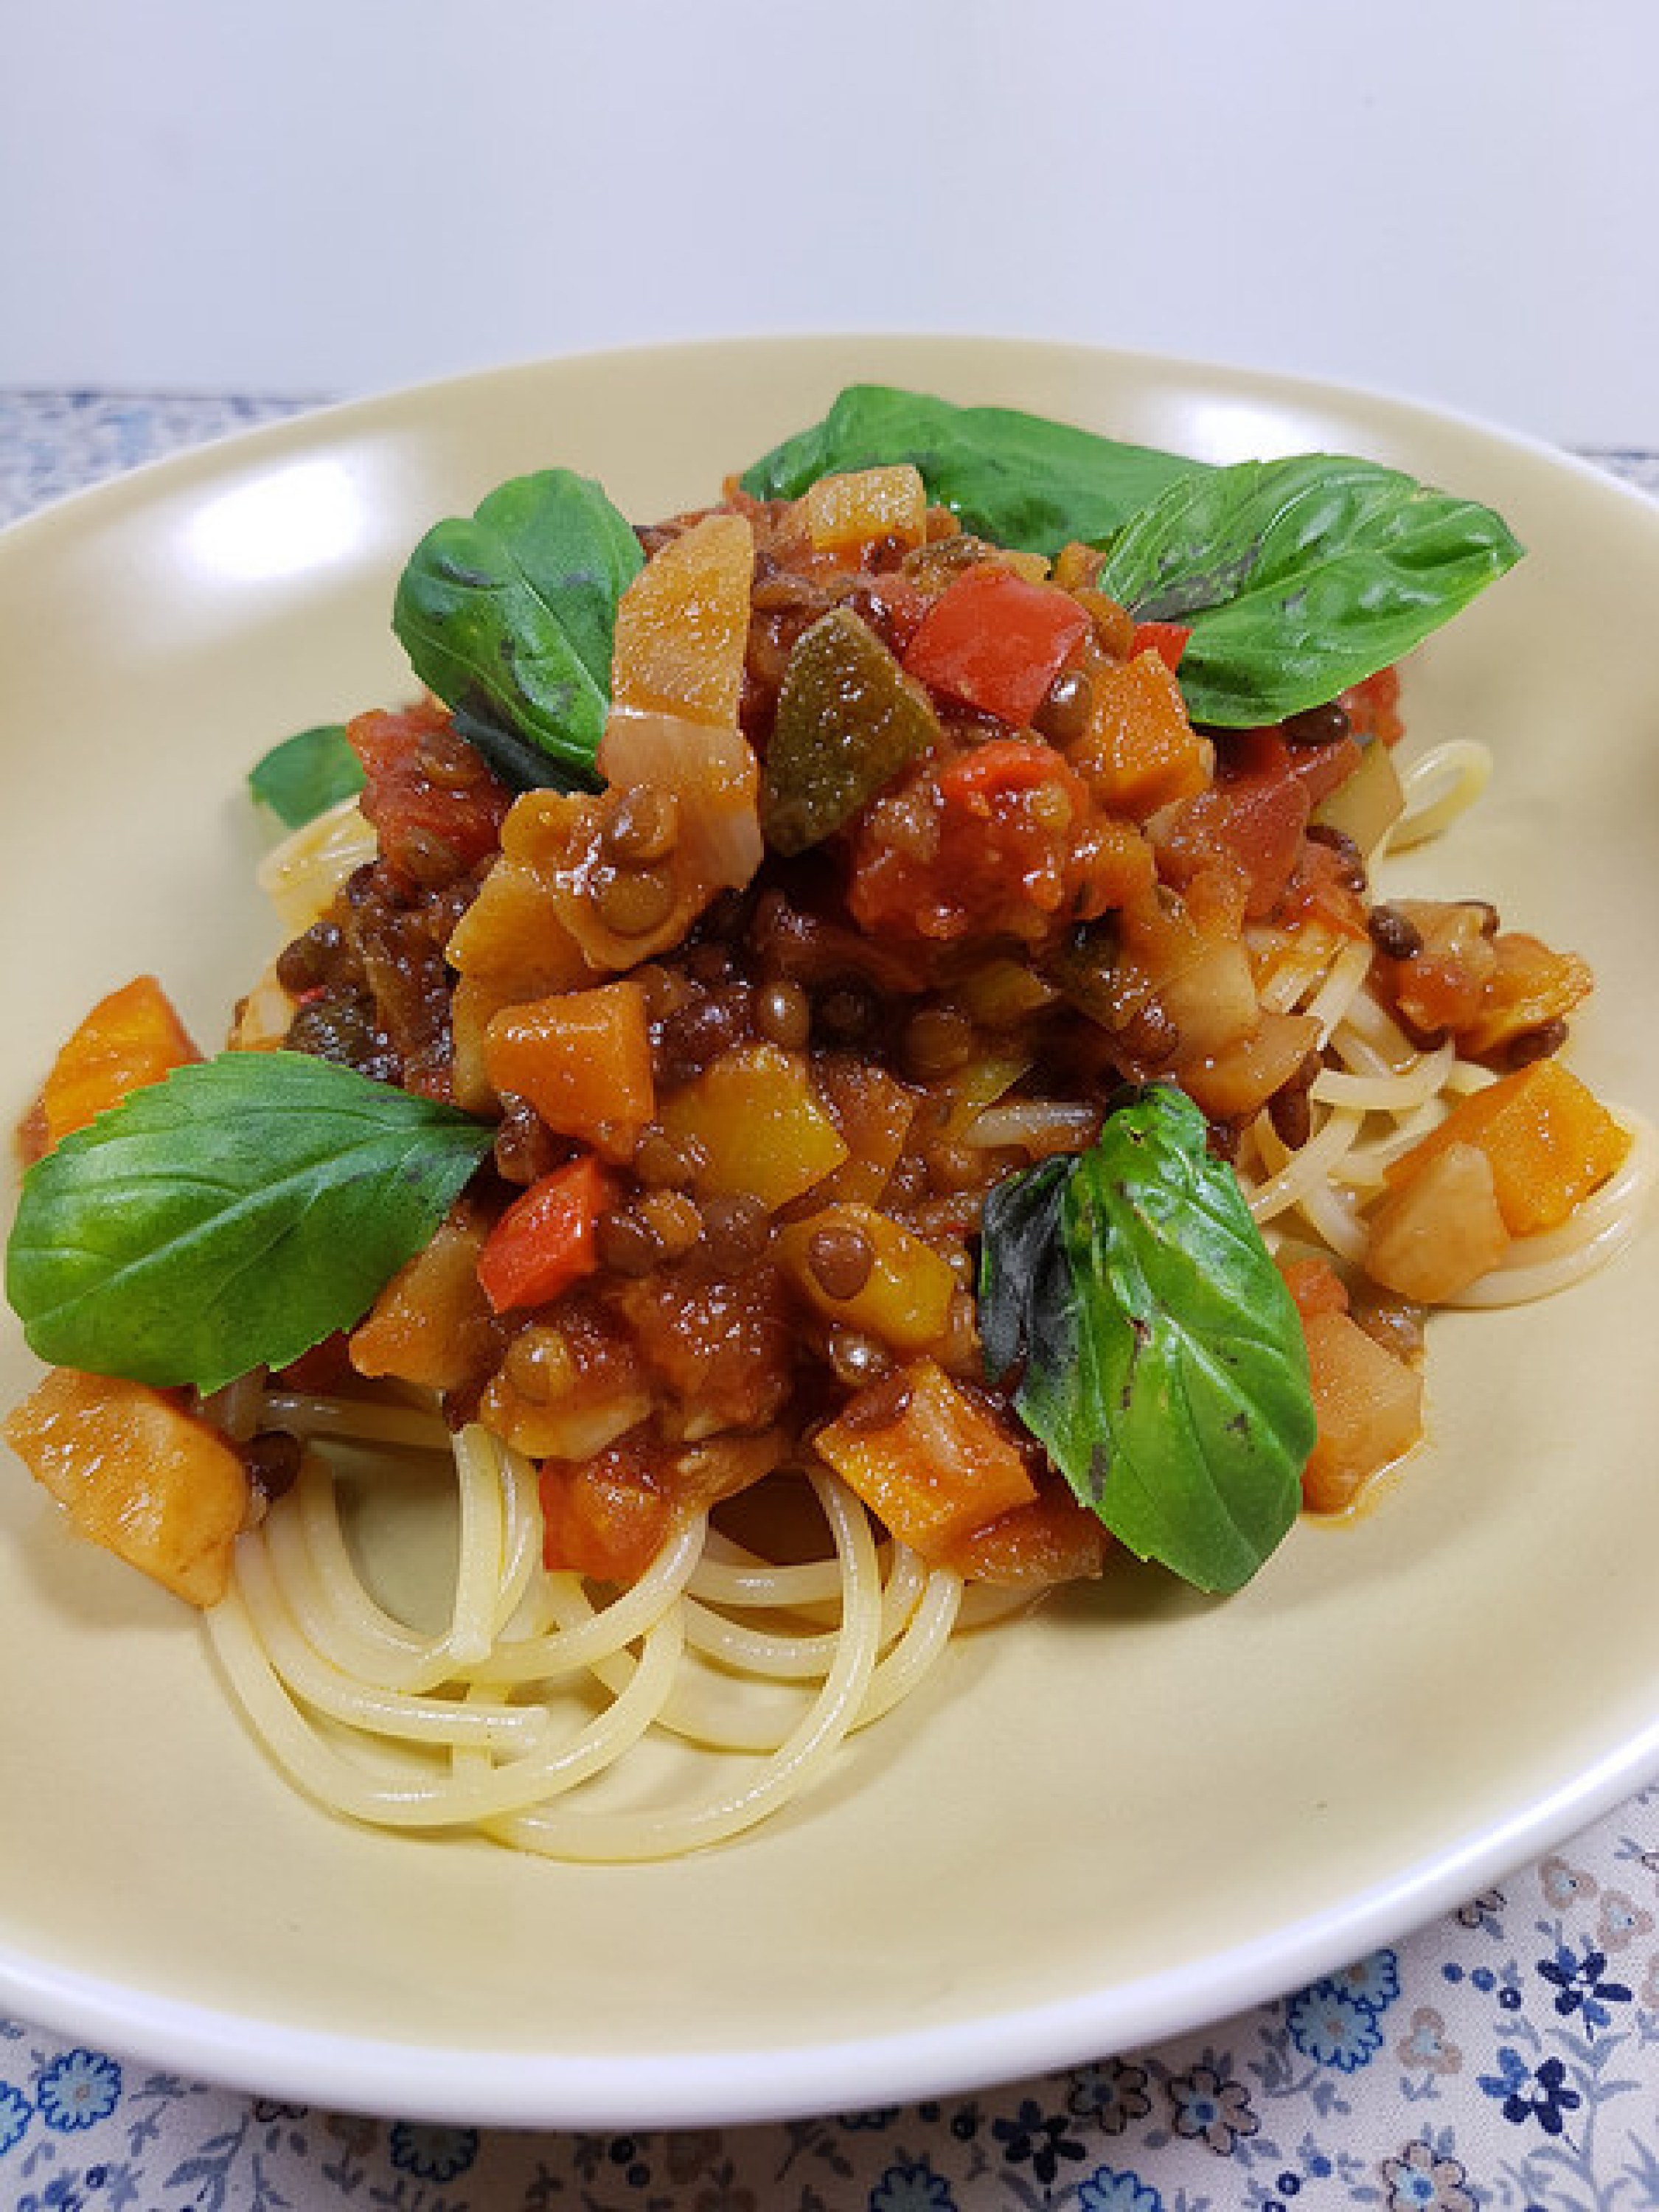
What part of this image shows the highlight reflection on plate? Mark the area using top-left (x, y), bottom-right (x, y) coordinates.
top-left (1, 338), bottom-right (1656, 2129)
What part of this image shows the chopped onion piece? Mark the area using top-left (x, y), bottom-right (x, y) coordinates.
top-left (599, 707), bottom-right (762, 894)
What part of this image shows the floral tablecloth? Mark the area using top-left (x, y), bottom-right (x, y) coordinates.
top-left (2, 392), bottom-right (1658, 2212)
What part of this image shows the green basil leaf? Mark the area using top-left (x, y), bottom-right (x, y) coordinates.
top-left (980, 1082), bottom-right (1313, 1593)
top-left (1094, 453), bottom-right (1524, 726)
top-left (740, 384), bottom-right (1203, 555)
top-left (246, 723), bottom-right (366, 830)
top-left (6, 1052), bottom-right (493, 1394)
top-left (392, 467), bottom-right (644, 790)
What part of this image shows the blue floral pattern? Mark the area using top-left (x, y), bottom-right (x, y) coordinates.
top-left (0, 398), bottom-right (1657, 2210)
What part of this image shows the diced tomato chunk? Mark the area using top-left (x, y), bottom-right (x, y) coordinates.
top-left (347, 700), bottom-right (512, 892)
top-left (902, 565), bottom-right (1089, 728)
top-left (539, 1434), bottom-right (675, 1582)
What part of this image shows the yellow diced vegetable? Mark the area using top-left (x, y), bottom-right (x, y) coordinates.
top-left (349, 1210), bottom-right (498, 1391)
top-left (1300, 1310), bottom-right (1424, 1514)
top-left (658, 1043), bottom-right (849, 1211)
top-left (776, 1202), bottom-right (957, 1351)
top-left (799, 465), bottom-right (928, 554)
top-left (612, 512), bottom-right (754, 726)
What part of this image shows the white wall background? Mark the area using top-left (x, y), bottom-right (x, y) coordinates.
top-left (2, 0), bottom-right (1651, 447)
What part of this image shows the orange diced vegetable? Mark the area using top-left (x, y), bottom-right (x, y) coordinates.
top-left (539, 1436), bottom-right (675, 1583)
top-left (1277, 1254), bottom-right (1351, 1323)
top-left (1072, 651), bottom-right (1211, 817)
top-left (1299, 1309), bottom-right (1424, 1514)
top-left (1365, 1140), bottom-right (1512, 1304)
top-left (1459, 932), bottom-right (1594, 1060)
top-left (659, 1043), bottom-right (849, 1211)
top-left (776, 1202), bottom-right (957, 1352)
top-left (484, 979), bottom-right (654, 1163)
top-left (349, 1209), bottom-right (498, 1390)
top-left (2, 1368), bottom-right (247, 1607)
top-left (938, 1482), bottom-right (1109, 1587)
top-left (813, 1360), bottom-right (1037, 1558)
top-left (800, 465), bottom-right (928, 554)
top-left (29, 975), bottom-right (201, 1159)
top-left (1382, 1058), bottom-right (1630, 1237)
top-left (611, 512), bottom-right (755, 726)
top-left (476, 1155), bottom-right (611, 1314)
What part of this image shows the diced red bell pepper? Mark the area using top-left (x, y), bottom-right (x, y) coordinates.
top-left (1127, 621), bottom-right (1192, 672)
top-left (475, 1155), bottom-right (611, 1314)
top-left (902, 566), bottom-right (1090, 728)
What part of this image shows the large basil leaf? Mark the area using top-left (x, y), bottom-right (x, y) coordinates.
top-left (7, 1052), bottom-right (493, 1394)
top-left (741, 384), bottom-right (1203, 554)
top-left (1094, 453), bottom-right (1524, 726)
top-left (247, 722), bottom-right (364, 830)
top-left (980, 1083), bottom-right (1312, 1593)
top-left (392, 468), bottom-right (643, 790)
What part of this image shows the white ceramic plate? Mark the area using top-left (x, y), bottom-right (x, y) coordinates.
top-left (1, 338), bottom-right (1655, 2129)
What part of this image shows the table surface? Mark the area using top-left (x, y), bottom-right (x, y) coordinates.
top-left (2, 392), bottom-right (1658, 2212)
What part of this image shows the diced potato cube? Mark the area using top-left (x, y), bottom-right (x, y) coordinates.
top-left (3, 1368), bottom-right (248, 1607)
top-left (1300, 1310), bottom-right (1424, 1514)
top-left (612, 512), bottom-right (754, 726)
top-left (800, 465), bottom-right (928, 554)
top-left (1365, 1140), bottom-right (1511, 1304)
top-left (1383, 1059), bottom-right (1629, 1237)
top-left (813, 1360), bottom-right (1037, 1557)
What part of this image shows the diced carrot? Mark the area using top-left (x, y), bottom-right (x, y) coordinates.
top-left (1071, 651), bottom-right (1211, 818)
top-left (813, 1360), bottom-right (1037, 1558)
top-left (28, 975), bottom-right (201, 1159)
top-left (1299, 1310), bottom-right (1424, 1514)
top-left (2, 1368), bottom-right (247, 1607)
top-left (484, 979), bottom-right (654, 1163)
top-left (1382, 1059), bottom-right (1630, 1238)
top-left (611, 512), bottom-right (755, 726)
top-left (476, 1155), bottom-right (611, 1314)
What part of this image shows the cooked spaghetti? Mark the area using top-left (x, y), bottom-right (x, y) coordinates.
top-left (5, 402), bottom-right (1648, 1860)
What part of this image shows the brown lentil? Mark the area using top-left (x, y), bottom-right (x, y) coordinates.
top-left (1504, 1017), bottom-right (1570, 1071)
top-left (596, 1205), bottom-right (666, 1277)
top-left (237, 1429), bottom-right (302, 1503)
top-left (754, 978), bottom-right (812, 1051)
top-left (636, 1187), bottom-right (703, 1259)
top-left (806, 1221), bottom-right (876, 1301)
top-left (698, 1192), bottom-right (771, 1270)
top-left (1281, 700), bottom-right (1352, 748)
top-left (825, 1329), bottom-right (894, 1389)
top-left (1368, 903), bottom-right (1424, 961)
top-left (604, 785), bottom-right (681, 865)
top-left (633, 1124), bottom-right (701, 1188)
top-left (1032, 665), bottom-right (1093, 745)
top-left (504, 1326), bottom-right (577, 1404)
top-left (594, 861), bottom-right (678, 939)
top-left (493, 1096), bottom-right (562, 1186)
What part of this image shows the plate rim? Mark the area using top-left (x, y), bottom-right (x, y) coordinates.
top-left (1, 332), bottom-right (1655, 2127)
